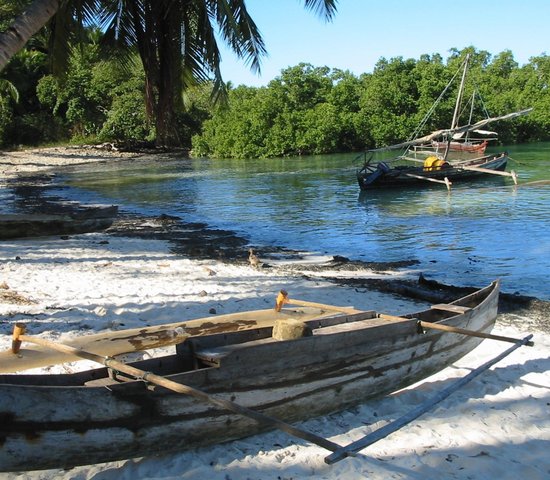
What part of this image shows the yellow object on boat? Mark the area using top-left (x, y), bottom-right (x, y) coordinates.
top-left (423, 156), bottom-right (446, 171)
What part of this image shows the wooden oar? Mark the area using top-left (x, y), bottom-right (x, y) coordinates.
top-left (11, 324), bottom-right (342, 454)
top-left (325, 333), bottom-right (534, 464)
top-left (275, 290), bottom-right (361, 314)
top-left (418, 320), bottom-right (535, 347)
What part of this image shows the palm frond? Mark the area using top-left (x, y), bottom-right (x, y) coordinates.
top-left (48, 0), bottom-right (103, 76)
top-left (303, 0), bottom-right (338, 21)
top-left (213, 0), bottom-right (267, 74)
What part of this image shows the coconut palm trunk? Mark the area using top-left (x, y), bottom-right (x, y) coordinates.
top-left (154, 2), bottom-right (184, 147)
top-left (0, 0), bottom-right (337, 148)
top-left (0, 0), bottom-right (60, 72)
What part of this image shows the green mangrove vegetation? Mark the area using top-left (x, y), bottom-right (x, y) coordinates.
top-left (0, 2), bottom-right (548, 157)
top-left (193, 51), bottom-right (550, 158)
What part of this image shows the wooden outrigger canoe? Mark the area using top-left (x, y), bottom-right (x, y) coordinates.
top-left (0, 280), bottom-right (521, 471)
top-left (357, 152), bottom-right (512, 190)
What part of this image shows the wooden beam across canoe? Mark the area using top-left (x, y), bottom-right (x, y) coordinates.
top-left (419, 320), bottom-right (535, 347)
top-left (379, 313), bottom-right (534, 347)
top-left (275, 290), bottom-right (361, 314)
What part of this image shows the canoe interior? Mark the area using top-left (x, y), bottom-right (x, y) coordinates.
top-left (0, 281), bottom-right (493, 388)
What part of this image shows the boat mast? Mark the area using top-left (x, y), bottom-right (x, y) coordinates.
top-left (451, 54), bottom-right (470, 130)
top-left (465, 90), bottom-right (475, 142)
top-left (444, 54), bottom-right (470, 160)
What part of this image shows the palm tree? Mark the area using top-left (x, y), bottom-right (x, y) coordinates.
top-left (0, 0), bottom-right (61, 71)
top-left (97, 0), bottom-right (270, 147)
top-left (0, 0), bottom-right (338, 147)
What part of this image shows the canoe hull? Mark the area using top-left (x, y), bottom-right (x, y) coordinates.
top-left (0, 282), bottom-right (499, 472)
top-left (357, 153), bottom-right (508, 190)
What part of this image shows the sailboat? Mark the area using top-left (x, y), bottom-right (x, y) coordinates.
top-left (357, 55), bottom-right (532, 191)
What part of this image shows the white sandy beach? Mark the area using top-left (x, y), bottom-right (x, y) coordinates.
top-left (0, 231), bottom-right (548, 480)
top-left (0, 148), bottom-right (549, 479)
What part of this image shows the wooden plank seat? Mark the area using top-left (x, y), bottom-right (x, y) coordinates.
top-left (431, 303), bottom-right (471, 314)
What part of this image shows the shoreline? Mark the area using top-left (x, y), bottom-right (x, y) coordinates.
top-left (0, 144), bottom-right (151, 175)
top-left (0, 230), bottom-right (548, 479)
top-left (0, 147), bottom-right (548, 478)
top-left (2, 145), bottom-right (549, 312)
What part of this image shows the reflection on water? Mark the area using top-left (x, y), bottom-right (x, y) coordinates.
top-left (52, 142), bottom-right (550, 300)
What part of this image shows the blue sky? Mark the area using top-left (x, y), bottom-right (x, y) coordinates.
top-left (218, 0), bottom-right (549, 86)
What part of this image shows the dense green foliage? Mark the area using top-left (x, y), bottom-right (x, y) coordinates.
top-left (1, 33), bottom-right (549, 154)
top-left (2, 3), bottom-right (548, 154)
top-left (2, 1), bottom-right (336, 148)
top-left (193, 49), bottom-right (550, 158)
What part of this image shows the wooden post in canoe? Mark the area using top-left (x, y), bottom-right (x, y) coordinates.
top-left (324, 333), bottom-right (534, 464)
top-left (11, 324), bottom-right (343, 455)
top-left (275, 290), bottom-right (360, 314)
top-left (11, 323), bottom-right (25, 354)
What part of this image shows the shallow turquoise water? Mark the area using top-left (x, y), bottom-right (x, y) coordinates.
top-left (46, 142), bottom-right (550, 300)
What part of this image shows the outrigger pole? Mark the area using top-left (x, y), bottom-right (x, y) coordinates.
top-left (325, 333), bottom-right (534, 464)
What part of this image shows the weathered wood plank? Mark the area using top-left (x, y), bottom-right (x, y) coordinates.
top-left (0, 307), bottom-right (338, 373)
top-left (431, 303), bottom-right (471, 314)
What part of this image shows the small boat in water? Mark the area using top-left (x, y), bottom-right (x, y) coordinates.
top-left (0, 205), bottom-right (118, 239)
top-left (357, 151), bottom-right (512, 190)
top-left (0, 281), bottom-right (505, 471)
top-left (356, 54), bottom-right (531, 191)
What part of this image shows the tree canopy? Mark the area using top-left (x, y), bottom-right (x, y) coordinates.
top-left (0, 1), bottom-right (548, 155)
top-left (0, 0), bottom-right (338, 148)
top-left (192, 48), bottom-right (550, 158)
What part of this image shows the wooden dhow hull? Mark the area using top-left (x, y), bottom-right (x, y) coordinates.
top-left (431, 139), bottom-right (488, 154)
top-left (357, 153), bottom-right (508, 190)
top-left (0, 281), bottom-right (499, 472)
